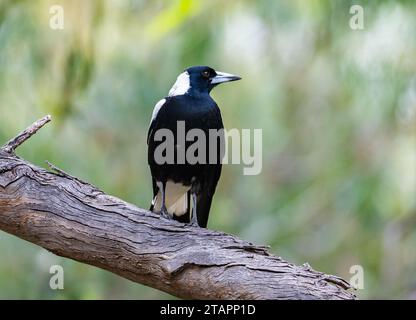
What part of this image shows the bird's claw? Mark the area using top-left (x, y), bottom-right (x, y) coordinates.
top-left (159, 206), bottom-right (171, 220)
top-left (189, 218), bottom-right (199, 227)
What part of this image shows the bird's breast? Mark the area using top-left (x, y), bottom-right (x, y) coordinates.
top-left (156, 95), bottom-right (223, 130)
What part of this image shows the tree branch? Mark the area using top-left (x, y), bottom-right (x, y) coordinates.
top-left (0, 116), bottom-right (356, 300)
top-left (1, 115), bottom-right (51, 154)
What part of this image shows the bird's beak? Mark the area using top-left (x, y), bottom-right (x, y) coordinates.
top-left (211, 71), bottom-right (241, 84)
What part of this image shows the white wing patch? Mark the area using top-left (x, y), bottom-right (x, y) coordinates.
top-left (151, 98), bottom-right (166, 123)
top-left (168, 71), bottom-right (190, 96)
top-left (153, 180), bottom-right (190, 217)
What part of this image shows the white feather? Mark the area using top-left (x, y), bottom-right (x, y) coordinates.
top-left (168, 71), bottom-right (190, 96)
top-left (153, 180), bottom-right (190, 216)
top-left (151, 98), bottom-right (166, 123)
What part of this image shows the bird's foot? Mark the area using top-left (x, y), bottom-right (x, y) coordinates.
top-left (189, 216), bottom-right (199, 227)
top-left (159, 206), bottom-right (171, 220)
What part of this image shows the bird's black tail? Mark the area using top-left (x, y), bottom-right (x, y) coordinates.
top-left (195, 195), bottom-right (213, 228)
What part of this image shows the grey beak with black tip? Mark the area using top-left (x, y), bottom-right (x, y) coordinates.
top-left (211, 71), bottom-right (242, 84)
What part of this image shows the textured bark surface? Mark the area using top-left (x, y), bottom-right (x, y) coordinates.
top-left (0, 117), bottom-right (356, 300)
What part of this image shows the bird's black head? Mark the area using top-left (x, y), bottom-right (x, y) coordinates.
top-left (168, 65), bottom-right (241, 96)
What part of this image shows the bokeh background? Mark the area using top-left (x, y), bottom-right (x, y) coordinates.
top-left (0, 0), bottom-right (415, 299)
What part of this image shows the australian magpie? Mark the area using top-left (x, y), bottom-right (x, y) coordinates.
top-left (147, 66), bottom-right (241, 227)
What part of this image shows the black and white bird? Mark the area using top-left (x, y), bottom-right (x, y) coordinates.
top-left (147, 66), bottom-right (241, 227)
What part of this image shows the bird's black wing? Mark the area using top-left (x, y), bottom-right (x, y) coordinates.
top-left (147, 98), bottom-right (168, 209)
top-left (148, 115), bottom-right (158, 210)
top-left (147, 112), bottom-right (156, 147)
top-left (149, 177), bottom-right (158, 211)
top-left (147, 98), bottom-right (169, 146)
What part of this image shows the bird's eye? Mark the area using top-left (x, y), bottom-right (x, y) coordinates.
top-left (202, 70), bottom-right (210, 78)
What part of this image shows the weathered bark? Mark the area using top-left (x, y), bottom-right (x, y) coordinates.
top-left (0, 116), bottom-right (356, 300)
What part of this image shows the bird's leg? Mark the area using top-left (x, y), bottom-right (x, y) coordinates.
top-left (159, 181), bottom-right (170, 219)
top-left (189, 192), bottom-right (199, 227)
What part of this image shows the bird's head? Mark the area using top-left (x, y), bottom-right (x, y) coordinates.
top-left (168, 66), bottom-right (241, 96)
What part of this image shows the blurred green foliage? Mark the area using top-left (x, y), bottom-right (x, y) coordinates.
top-left (0, 0), bottom-right (415, 299)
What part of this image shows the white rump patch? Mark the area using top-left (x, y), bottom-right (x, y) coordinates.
top-left (151, 98), bottom-right (166, 123)
top-left (168, 71), bottom-right (190, 96)
top-left (153, 180), bottom-right (190, 217)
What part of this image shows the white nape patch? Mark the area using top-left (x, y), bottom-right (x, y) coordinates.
top-left (151, 98), bottom-right (166, 123)
top-left (153, 180), bottom-right (190, 216)
top-left (168, 71), bottom-right (190, 96)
